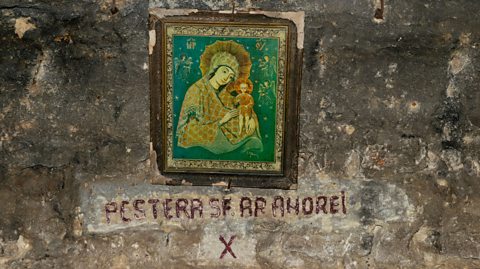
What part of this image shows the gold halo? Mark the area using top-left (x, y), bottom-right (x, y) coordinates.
top-left (200, 40), bottom-right (252, 79)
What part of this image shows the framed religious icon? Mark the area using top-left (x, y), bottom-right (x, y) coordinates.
top-left (150, 12), bottom-right (302, 189)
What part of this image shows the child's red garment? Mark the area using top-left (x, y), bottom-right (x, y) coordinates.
top-left (235, 93), bottom-right (254, 116)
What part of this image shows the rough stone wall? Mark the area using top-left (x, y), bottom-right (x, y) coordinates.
top-left (1, 0), bottom-right (480, 268)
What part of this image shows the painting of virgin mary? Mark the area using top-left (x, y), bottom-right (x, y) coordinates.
top-left (153, 17), bottom-right (299, 185)
top-left (175, 41), bottom-right (263, 158)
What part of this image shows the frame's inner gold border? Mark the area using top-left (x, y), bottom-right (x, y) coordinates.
top-left (163, 22), bottom-right (289, 174)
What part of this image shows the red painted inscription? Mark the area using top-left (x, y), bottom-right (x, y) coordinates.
top-left (103, 192), bottom-right (348, 223)
top-left (219, 235), bottom-right (237, 259)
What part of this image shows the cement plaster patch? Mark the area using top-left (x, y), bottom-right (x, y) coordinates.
top-left (80, 176), bottom-right (416, 234)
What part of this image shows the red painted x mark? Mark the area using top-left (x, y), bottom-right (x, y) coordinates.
top-left (219, 235), bottom-right (237, 259)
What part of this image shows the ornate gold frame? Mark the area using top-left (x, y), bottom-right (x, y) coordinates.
top-left (150, 13), bottom-right (302, 189)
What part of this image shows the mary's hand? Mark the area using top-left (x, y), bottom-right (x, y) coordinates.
top-left (246, 118), bottom-right (257, 135)
top-left (219, 109), bottom-right (238, 125)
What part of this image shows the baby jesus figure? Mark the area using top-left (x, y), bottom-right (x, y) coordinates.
top-left (234, 79), bottom-right (255, 135)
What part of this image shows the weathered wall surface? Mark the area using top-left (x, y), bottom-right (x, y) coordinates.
top-left (1, 0), bottom-right (480, 268)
